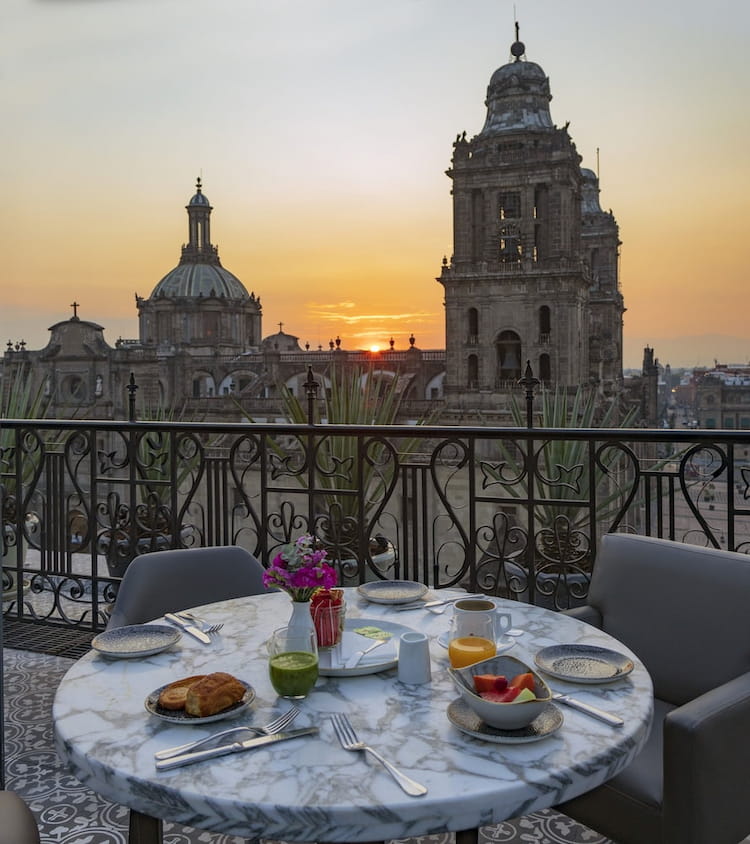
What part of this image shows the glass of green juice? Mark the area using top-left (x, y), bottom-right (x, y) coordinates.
top-left (268, 627), bottom-right (319, 699)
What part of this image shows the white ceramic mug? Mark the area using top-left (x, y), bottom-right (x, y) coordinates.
top-left (397, 632), bottom-right (432, 684)
top-left (453, 598), bottom-right (512, 640)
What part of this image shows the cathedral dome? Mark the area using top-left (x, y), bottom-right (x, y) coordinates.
top-left (150, 263), bottom-right (250, 300)
top-left (480, 36), bottom-right (553, 135)
top-left (146, 178), bottom-right (252, 302)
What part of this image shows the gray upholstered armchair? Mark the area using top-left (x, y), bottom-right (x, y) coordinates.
top-left (555, 533), bottom-right (750, 844)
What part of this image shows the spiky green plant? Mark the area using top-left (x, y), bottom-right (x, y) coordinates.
top-left (278, 365), bottom-right (406, 523)
top-left (135, 403), bottom-right (201, 506)
top-left (489, 386), bottom-right (638, 533)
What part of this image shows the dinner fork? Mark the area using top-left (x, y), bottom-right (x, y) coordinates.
top-left (175, 611), bottom-right (224, 635)
top-left (329, 713), bottom-right (427, 796)
top-left (154, 706), bottom-right (300, 760)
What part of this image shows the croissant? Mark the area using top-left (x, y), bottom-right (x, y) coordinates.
top-left (158, 675), bottom-right (207, 710)
top-left (184, 672), bottom-right (246, 717)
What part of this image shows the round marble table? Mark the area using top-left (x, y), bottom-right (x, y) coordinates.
top-left (53, 588), bottom-right (653, 842)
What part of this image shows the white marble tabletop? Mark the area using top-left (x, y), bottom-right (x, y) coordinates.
top-left (53, 588), bottom-right (653, 842)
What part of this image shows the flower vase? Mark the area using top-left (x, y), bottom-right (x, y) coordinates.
top-left (287, 600), bottom-right (315, 638)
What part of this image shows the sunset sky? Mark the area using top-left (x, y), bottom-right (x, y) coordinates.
top-left (4, 0), bottom-right (749, 368)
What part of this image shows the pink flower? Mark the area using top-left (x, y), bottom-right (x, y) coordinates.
top-left (262, 534), bottom-right (338, 601)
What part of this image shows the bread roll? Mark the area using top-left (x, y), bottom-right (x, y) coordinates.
top-left (158, 675), bottom-right (207, 710)
top-left (185, 672), bottom-right (246, 717)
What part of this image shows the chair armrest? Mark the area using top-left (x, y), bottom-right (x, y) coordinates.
top-left (664, 670), bottom-right (750, 844)
top-left (563, 604), bottom-right (602, 628)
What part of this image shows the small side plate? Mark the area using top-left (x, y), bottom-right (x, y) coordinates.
top-left (145, 680), bottom-right (255, 724)
top-left (91, 624), bottom-right (181, 659)
top-left (357, 580), bottom-right (428, 605)
top-left (447, 698), bottom-right (563, 743)
top-left (535, 644), bottom-right (634, 684)
top-left (318, 617), bottom-right (416, 676)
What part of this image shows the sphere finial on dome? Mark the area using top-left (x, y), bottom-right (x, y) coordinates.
top-left (510, 20), bottom-right (525, 61)
top-left (195, 176), bottom-right (203, 194)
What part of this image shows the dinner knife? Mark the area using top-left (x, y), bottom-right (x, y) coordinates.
top-left (164, 613), bottom-right (211, 644)
top-left (154, 727), bottom-right (319, 770)
top-left (552, 693), bottom-right (624, 727)
top-left (393, 594), bottom-right (484, 611)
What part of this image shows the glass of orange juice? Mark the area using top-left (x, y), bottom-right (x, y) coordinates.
top-left (447, 614), bottom-right (497, 668)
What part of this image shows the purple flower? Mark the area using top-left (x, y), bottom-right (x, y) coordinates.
top-left (263, 534), bottom-right (338, 601)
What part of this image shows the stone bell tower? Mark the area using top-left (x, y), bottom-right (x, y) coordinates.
top-left (438, 27), bottom-right (624, 401)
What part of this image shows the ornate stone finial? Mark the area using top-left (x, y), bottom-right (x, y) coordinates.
top-left (409, 333), bottom-right (416, 347)
top-left (335, 336), bottom-right (341, 350)
top-left (195, 176), bottom-right (202, 193)
top-left (305, 341), bottom-right (310, 351)
top-left (442, 255), bottom-right (448, 267)
top-left (389, 337), bottom-right (395, 350)
top-left (329, 338), bottom-right (335, 350)
top-left (6, 340), bottom-right (12, 351)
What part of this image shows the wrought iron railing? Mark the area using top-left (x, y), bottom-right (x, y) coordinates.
top-left (3, 416), bottom-right (750, 631)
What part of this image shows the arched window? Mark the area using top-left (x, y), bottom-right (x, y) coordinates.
top-left (539, 306), bottom-right (550, 335)
top-left (539, 353), bottom-right (551, 382)
top-left (467, 308), bottom-right (479, 344)
top-left (467, 355), bottom-right (479, 389)
top-left (496, 331), bottom-right (521, 382)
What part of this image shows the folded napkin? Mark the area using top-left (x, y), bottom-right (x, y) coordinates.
top-left (322, 630), bottom-right (397, 669)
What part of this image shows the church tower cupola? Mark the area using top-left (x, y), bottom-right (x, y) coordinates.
top-left (480, 25), bottom-right (553, 136)
top-left (182, 178), bottom-right (218, 264)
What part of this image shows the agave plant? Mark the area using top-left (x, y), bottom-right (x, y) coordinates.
top-left (279, 365), bottom-right (402, 511)
top-left (275, 364), bottom-right (422, 579)
top-left (487, 385), bottom-right (638, 532)
top-left (476, 386), bottom-right (638, 606)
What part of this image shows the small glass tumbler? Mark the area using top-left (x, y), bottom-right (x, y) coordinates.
top-left (268, 627), bottom-right (319, 699)
top-left (311, 598), bottom-right (346, 649)
top-left (447, 613), bottom-right (497, 669)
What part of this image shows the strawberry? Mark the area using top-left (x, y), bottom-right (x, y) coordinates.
top-left (493, 675), bottom-right (509, 691)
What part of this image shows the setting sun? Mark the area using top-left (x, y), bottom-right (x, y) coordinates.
top-left (369, 345), bottom-right (381, 353)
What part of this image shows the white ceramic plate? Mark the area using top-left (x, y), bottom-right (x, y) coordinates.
top-left (144, 679), bottom-right (255, 724)
top-left (318, 617), bottom-right (415, 677)
top-left (91, 624), bottom-right (181, 659)
top-left (447, 698), bottom-right (563, 743)
top-left (357, 580), bottom-right (428, 605)
top-left (436, 630), bottom-right (515, 656)
top-left (534, 644), bottom-right (634, 684)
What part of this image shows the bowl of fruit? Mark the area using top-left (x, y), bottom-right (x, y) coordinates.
top-left (448, 654), bottom-right (552, 729)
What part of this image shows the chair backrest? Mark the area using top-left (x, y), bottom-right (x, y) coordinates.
top-left (588, 533), bottom-right (750, 705)
top-left (106, 545), bottom-right (268, 629)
